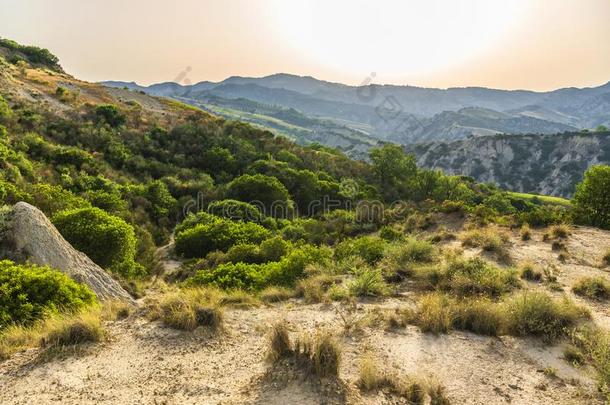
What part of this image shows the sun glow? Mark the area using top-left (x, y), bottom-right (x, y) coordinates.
top-left (272, 0), bottom-right (530, 81)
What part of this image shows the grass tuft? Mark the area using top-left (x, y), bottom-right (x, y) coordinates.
top-left (520, 262), bottom-right (542, 282)
top-left (259, 286), bottom-right (294, 303)
top-left (572, 277), bottom-right (610, 301)
top-left (520, 224), bottom-right (532, 241)
top-left (506, 292), bottom-right (588, 343)
top-left (148, 289), bottom-right (223, 331)
top-left (348, 267), bottom-right (388, 297)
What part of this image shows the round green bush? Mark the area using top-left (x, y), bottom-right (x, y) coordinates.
top-left (52, 207), bottom-right (139, 277)
top-left (226, 174), bottom-right (290, 214)
top-left (0, 260), bottom-right (96, 328)
top-left (174, 218), bottom-right (271, 258)
top-left (208, 199), bottom-right (262, 222)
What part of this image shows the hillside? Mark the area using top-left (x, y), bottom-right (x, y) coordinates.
top-left (104, 74), bottom-right (610, 149)
top-left (3, 39), bottom-right (610, 405)
top-left (405, 132), bottom-right (610, 197)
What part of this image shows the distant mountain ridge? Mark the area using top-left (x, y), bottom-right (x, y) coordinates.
top-left (103, 74), bottom-right (610, 150)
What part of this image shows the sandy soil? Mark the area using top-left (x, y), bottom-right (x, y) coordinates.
top-left (1, 225), bottom-right (609, 404)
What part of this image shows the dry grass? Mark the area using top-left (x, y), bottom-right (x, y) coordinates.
top-left (266, 322), bottom-right (292, 363)
top-left (506, 292), bottom-right (589, 343)
top-left (460, 228), bottom-right (511, 262)
top-left (416, 293), bottom-right (454, 334)
top-left (603, 250), bottom-right (610, 267)
top-left (572, 277), bottom-right (610, 301)
top-left (295, 274), bottom-right (335, 303)
top-left (358, 355), bottom-right (449, 404)
top-left (520, 262), bottom-right (543, 282)
top-left (147, 289), bottom-right (223, 331)
top-left (550, 224), bottom-right (571, 239)
top-left (569, 326), bottom-right (610, 399)
top-left (259, 286), bottom-right (295, 303)
top-left (266, 323), bottom-right (342, 378)
top-left (41, 310), bottom-right (104, 349)
top-left (520, 224), bottom-right (532, 241)
top-left (0, 307), bottom-right (105, 360)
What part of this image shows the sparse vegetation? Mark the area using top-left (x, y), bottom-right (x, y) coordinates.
top-left (358, 355), bottom-right (447, 404)
top-left (267, 323), bottom-right (341, 378)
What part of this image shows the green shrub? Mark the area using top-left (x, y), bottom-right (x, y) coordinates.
top-left (174, 218), bottom-right (270, 258)
top-left (259, 236), bottom-right (289, 262)
top-left (574, 165), bottom-right (610, 229)
top-left (226, 243), bottom-right (263, 264)
top-left (94, 104), bottom-right (126, 128)
top-left (207, 199), bottom-right (262, 222)
top-left (518, 205), bottom-right (572, 227)
top-left (52, 208), bottom-right (141, 277)
top-left (226, 174), bottom-right (291, 215)
top-left (506, 292), bottom-right (588, 343)
top-left (572, 277), bottom-right (610, 301)
top-left (0, 260), bottom-right (96, 328)
top-left (379, 226), bottom-right (402, 241)
top-left (335, 235), bottom-right (386, 265)
top-left (29, 183), bottom-right (91, 215)
top-left (349, 267), bottom-right (388, 297)
top-left (388, 238), bottom-right (436, 264)
top-left (174, 211), bottom-right (217, 235)
top-left (604, 250), bottom-right (610, 267)
top-left (190, 245), bottom-right (329, 290)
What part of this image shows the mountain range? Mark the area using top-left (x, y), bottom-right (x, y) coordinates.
top-left (103, 74), bottom-right (610, 154)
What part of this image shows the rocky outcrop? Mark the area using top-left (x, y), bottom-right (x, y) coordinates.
top-left (0, 202), bottom-right (134, 302)
top-left (405, 132), bottom-right (610, 197)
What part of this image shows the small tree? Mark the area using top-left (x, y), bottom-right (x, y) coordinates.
top-left (574, 165), bottom-right (610, 229)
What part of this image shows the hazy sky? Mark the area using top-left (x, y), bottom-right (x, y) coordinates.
top-left (1, 0), bottom-right (609, 90)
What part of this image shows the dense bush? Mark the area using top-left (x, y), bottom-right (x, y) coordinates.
top-left (0, 260), bottom-right (96, 328)
top-left (226, 174), bottom-right (291, 215)
top-left (190, 245), bottom-right (329, 290)
top-left (94, 104), bottom-right (127, 128)
top-left (207, 199), bottom-right (262, 222)
top-left (574, 165), bottom-right (610, 229)
top-left (335, 235), bottom-right (387, 264)
top-left (52, 207), bottom-right (141, 277)
top-left (174, 216), bottom-right (271, 258)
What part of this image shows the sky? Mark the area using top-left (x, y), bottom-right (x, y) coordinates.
top-left (0, 0), bottom-right (609, 91)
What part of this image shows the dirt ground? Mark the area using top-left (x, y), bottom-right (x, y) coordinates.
top-left (1, 225), bottom-right (609, 404)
